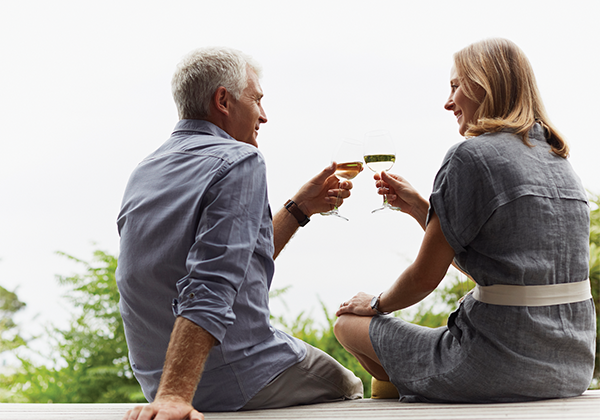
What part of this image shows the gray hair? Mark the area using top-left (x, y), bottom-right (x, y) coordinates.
top-left (171, 47), bottom-right (262, 120)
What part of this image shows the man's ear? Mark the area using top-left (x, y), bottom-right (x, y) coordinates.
top-left (212, 86), bottom-right (231, 117)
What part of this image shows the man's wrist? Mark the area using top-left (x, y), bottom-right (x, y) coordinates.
top-left (154, 391), bottom-right (192, 406)
top-left (284, 199), bottom-right (310, 227)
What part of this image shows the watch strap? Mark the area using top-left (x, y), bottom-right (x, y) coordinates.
top-left (285, 199), bottom-right (310, 227)
top-left (371, 292), bottom-right (390, 315)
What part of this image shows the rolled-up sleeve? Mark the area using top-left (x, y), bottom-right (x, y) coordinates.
top-left (172, 151), bottom-right (271, 343)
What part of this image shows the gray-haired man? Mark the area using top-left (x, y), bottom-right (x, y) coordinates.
top-left (117, 47), bottom-right (362, 420)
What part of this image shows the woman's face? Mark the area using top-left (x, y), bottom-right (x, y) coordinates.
top-left (444, 67), bottom-right (484, 136)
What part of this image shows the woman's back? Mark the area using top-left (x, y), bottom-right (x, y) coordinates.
top-left (428, 125), bottom-right (595, 401)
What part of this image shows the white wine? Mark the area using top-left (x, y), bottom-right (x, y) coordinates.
top-left (364, 154), bottom-right (395, 172)
top-left (335, 161), bottom-right (363, 180)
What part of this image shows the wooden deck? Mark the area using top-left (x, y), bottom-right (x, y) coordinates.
top-left (1, 390), bottom-right (599, 419)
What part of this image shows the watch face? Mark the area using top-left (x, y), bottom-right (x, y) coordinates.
top-left (370, 296), bottom-right (378, 310)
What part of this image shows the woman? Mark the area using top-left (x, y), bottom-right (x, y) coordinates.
top-left (335, 38), bottom-right (596, 403)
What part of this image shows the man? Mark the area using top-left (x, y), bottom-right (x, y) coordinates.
top-left (116, 47), bottom-right (363, 420)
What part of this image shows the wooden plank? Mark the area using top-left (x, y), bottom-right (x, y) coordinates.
top-left (0, 390), bottom-right (598, 420)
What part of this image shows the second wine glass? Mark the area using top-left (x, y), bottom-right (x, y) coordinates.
top-left (320, 139), bottom-right (364, 221)
top-left (363, 130), bottom-right (401, 213)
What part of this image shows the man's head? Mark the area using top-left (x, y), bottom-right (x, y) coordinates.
top-left (171, 47), bottom-right (267, 147)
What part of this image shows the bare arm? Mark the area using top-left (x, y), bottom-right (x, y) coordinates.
top-left (336, 212), bottom-right (455, 316)
top-left (273, 163), bottom-right (352, 259)
top-left (122, 317), bottom-right (216, 420)
top-left (374, 171), bottom-right (472, 280)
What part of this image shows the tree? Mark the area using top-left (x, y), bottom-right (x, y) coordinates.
top-left (0, 284), bottom-right (27, 354)
top-left (588, 193), bottom-right (600, 383)
top-left (0, 250), bottom-right (145, 403)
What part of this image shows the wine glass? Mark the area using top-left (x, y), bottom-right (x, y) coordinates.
top-left (320, 139), bottom-right (364, 221)
top-left (363, 130), bottom-right (401, 213)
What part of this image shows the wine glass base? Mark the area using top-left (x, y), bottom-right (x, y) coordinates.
top-left (371, 204), bottom-right (402, 213)
top-left (320, 209), bottom-right (349, 221)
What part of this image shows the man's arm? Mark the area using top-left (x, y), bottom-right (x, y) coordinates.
top-left (273, 163), bottom-right (352, 259)
top-left (122, 317), bottom-right (216, 420)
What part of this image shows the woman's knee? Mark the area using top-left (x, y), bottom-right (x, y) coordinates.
top-left (334, 314), bottom-right (371, 348)
top-left (333, 314), bottom-right (352, 344)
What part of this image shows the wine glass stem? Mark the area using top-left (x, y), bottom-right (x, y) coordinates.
top-left (334, 180), bottom-right (343, 209)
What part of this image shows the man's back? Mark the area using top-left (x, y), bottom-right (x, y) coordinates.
top-left (116, 120), bottom-right (305, 411)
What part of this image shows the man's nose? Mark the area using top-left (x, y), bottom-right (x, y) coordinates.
top-left (259, 106), bottom-right (268, 124)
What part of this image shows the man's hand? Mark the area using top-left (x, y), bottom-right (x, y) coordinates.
top-left (292, 163), bottom-right (353, 216)
top-left (122, 397), bottom-right (204, 420)
top-left (272, 163), bottom-right (354, 259)
top-left (121, 318), bottom-right (214, 420)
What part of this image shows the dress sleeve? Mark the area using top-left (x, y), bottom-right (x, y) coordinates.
top-left (172, 150), bottom-right (273, 343)
top-left (428, 142), bottom-right (495, 254)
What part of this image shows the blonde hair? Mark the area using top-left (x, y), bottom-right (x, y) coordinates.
top-left (171, 47), bottom-right (262, 120)
top-left (454, 38), bottom-right (568, 158)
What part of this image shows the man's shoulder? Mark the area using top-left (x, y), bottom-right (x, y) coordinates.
top-left (150, 131), bottom-right (264, 168)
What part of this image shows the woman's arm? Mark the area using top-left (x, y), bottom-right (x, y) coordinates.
top-left (336, 211), bottom-right (455, 316)
top-left (374, 171), bottom-right (430, 230)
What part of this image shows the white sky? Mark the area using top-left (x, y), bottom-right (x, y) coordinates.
top-left (1, 1), bottom-right (599, 350)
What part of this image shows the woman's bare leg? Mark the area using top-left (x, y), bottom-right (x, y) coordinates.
top-left (333, 314), bottom-right (389, 381)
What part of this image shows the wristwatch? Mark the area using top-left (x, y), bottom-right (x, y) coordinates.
top-left (285, 199), bottom-right (310, 227)
top-left (370, 292), bottom-right (390, 315)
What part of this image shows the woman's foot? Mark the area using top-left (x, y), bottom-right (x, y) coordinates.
top-left (371, 377), bottom-right (399, 399)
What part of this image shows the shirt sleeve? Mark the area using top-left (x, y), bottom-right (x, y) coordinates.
top-left (172, 149), bottom-right (273, 343)
top-left (428, 141), bottom-right (495, 254)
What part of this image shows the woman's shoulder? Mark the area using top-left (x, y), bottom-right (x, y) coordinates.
top-left (445, 128), bottom-right (554, 169)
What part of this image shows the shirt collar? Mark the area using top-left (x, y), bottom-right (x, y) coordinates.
top-left (172, 119), bottom-right (235, 141)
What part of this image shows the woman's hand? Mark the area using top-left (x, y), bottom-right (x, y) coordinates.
top-left (336, 292), bottom-right (376, 317)
top-left (375, 172), bottom-right (429, 229)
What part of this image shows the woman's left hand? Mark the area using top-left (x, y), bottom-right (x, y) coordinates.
top-left (336, 292), bottom-right (376, 317)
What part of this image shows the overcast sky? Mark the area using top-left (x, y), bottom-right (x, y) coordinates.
top-left (1, 1), bottom-right (599, 355)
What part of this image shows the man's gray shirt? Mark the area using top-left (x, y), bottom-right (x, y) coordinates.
top-left (116, 120), bottom-right (306, 411)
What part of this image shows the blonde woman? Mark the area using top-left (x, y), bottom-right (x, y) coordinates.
top-left (335, 38), bottom-right (595, 402)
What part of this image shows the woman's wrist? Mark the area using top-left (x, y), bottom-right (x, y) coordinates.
top-left (410, 197), bottom-right (430, 230)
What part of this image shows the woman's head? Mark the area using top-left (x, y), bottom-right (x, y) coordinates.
top-left (444, 66), bottom-right (485, 136)
top-left (446, 38), bottom-right (568, 157)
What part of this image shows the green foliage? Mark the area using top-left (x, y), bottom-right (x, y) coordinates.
top-left (0, 284), bottom-right (27, 354)
top-left (271, 299), bottom-right (373, 397)
top-left (396, 274), bottom-right (475, 328)
top-left (2, 212), bottom-right (597, 403)
top-left (588, 193), bottom-right (600, 384)
top-left (269, 276), bottom-right (474, 399)
top-left (0, 250), bottom-right (145, 403)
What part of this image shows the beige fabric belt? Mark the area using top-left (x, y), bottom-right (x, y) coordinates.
top-left (472, 279), bottom-right (592, 307)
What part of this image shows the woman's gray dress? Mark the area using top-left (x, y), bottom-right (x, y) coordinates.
top-left (370, 125), bottom-right (596, 402)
